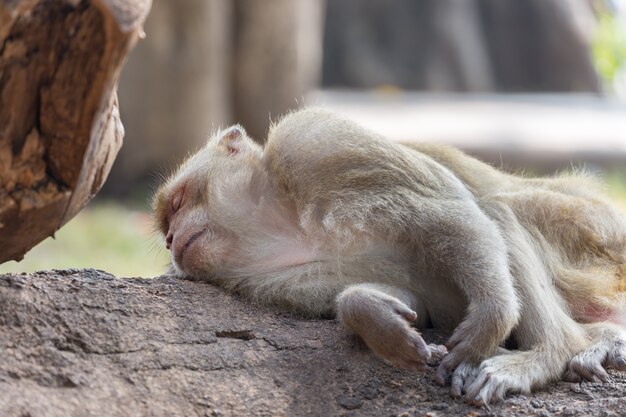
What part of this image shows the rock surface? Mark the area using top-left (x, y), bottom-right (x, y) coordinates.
top-left (0, 270), bottom-right (624, 417)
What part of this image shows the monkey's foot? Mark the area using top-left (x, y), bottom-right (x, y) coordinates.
top-left (449, 361), bottom-right (480, 398)
top-left (434, 339), bottom-right (481, 387)
top-left (460, 354), bottom-right (535, 406)
top-left (563, 330), bottom-right (626, 383)
top-left (442, 349), bottom-right (513, 401)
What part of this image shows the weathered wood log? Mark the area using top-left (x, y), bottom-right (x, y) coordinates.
top-left (0, 270), bottom-right (624, 416)
top-left (0, 0), bottom-right (150, 263)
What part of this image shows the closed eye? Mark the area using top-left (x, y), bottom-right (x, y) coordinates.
top-left (171, 184), bottom-right (187, 214)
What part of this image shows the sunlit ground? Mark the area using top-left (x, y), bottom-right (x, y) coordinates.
top-left (0, 172), bottom-right (624, 278)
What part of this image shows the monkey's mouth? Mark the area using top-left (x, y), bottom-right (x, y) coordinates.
top-left (175, 228), bottom-right (208, 265)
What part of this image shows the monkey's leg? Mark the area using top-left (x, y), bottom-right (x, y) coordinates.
top-left (457, 221), bottom-right (589, 405)
top-left (563, 322), bottom-right (626, 382)
top-left (337, 283), bottom-right (447, 372)
top-left (458, 303), bottom-right (587, 405)
top-left (429, 203), bottom-right (520, 386)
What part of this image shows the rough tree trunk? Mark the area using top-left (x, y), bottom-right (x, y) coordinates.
top-left (0, 0), bottom-right (150, 263)
top-left (0, 270), bottom-right (624, 417)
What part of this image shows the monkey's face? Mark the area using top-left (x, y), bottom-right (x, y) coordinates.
top-left (153, 126), bottom-right (265, 278)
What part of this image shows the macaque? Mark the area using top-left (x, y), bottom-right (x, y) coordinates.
top-left (153, 108), bottom-right (626, 405)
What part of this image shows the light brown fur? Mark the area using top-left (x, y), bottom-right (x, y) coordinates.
top-left (154, 108), bottom-right (626, 405)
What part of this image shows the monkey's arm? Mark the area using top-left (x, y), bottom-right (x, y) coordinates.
top-left (236, 268), bottom-right (446, 370)
top-left (411, 200), bottom-right (521, 383)
top-left (266, 112), bottom-right (520, 379)
top-left (309, 193), bottom-right (520, 381)
top-left (225, 260), bottom-right (446, 369)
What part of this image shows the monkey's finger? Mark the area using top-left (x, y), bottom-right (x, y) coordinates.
top-left (470, 378), bottom-right (507, 408)
top-left (450, 375), bottom-right (464, 398)
top-left (591, 364), bottom-right (611, 383)
top-left (445, 338), bottom-right (460, 351)
top-left (562, 369), bottom-right (582, 383)
top-left (608, 342), bottom-right (626, 370)
top-left (434, 365), bottom-right (449, 386)
top-left (392, 303), bottom-right (418, 322)
top-left (428, 344), bottom-right (448, 361)
top-left (450, 362), bottom-right (477, 397)
top-left (426, 344), bottom-right (448, 366)
top-left (568, 360), bottom-right (592, 381)
top-left (464, 371), bottom-right (489, 400)
top-left (463, 374), bottom-right (477, 393)
top-left (570, 360), bottom-right (607, 382)
top-left (435, 354), bottom-right (460, 386)
top-left (407, 330), bottom-right (431, 361)
top-left (444, 327), bottom-right (466, 350)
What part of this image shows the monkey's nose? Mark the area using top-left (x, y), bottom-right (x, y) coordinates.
top-left (165, 232), bottom-right (173, 250)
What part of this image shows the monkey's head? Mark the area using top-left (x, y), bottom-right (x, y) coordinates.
top-left (153, 125), bottom-right (266, 278)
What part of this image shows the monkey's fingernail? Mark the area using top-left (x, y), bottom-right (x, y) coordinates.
top-left (399, 309), bottom-right (417, 321)
top-left (450, 382), bottom-right (462, 398)
top-left (434, 373), bottom-right (446, 386)
top-left (595, 367), bottom-right (610, 382)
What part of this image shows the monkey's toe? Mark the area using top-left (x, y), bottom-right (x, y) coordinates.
top-left (450, 361), bottom-right (479, 398)
top-left (434, 352), bottom-right (460, 386)
top-left (565, 334), bottom-right (626, 382)
top-left (464, 356), bottom-right (533, 406)
top-left (435, 340), bottom-right (480, 387)
top-left (607, 338), bottom-right (626, 371)
top-left (567, 355), bottom-right (611, 383)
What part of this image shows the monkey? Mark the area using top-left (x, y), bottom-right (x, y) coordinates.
top-left (153, 107), bottom-right (626, 405)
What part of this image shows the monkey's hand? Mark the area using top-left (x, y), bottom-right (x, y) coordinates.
top-left (337, 284), bottom-right (447, 372)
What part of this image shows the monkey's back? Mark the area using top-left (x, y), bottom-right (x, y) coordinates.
top-left (407, 142), bottom-right (626, 321)
top-left (267, 108), bottom-right (625, 323)
top-left (265, 109), bottom-right (472, 206)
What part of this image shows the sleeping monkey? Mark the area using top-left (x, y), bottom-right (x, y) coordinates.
top-left (153, 108), bottom-right (626, 405)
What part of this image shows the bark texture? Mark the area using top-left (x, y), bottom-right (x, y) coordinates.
top-left (0, 270), bottom-right (624, 417)
top-left (0, 0), bottom-right (150, 263)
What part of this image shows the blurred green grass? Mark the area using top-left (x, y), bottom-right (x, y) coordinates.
top-left (0, 200), bottom-right (169, 277)
top-left (605, 170), bottom-right (626, 213)
top-left (0, 173), bottom-right (624, 278)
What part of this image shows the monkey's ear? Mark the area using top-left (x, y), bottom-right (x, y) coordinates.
top-left (218, 125), bottom-right (247, 155)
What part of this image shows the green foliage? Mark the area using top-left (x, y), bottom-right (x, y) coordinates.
top-left (592, 12), bottom-right (626, 89)
top-left (605, 169), bottom-right (626, 211)
top-left (0, 202), bottom-right (169, 277)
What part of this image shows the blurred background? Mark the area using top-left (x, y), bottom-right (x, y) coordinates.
top-left (2, 0), bottom-right (625, 276)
